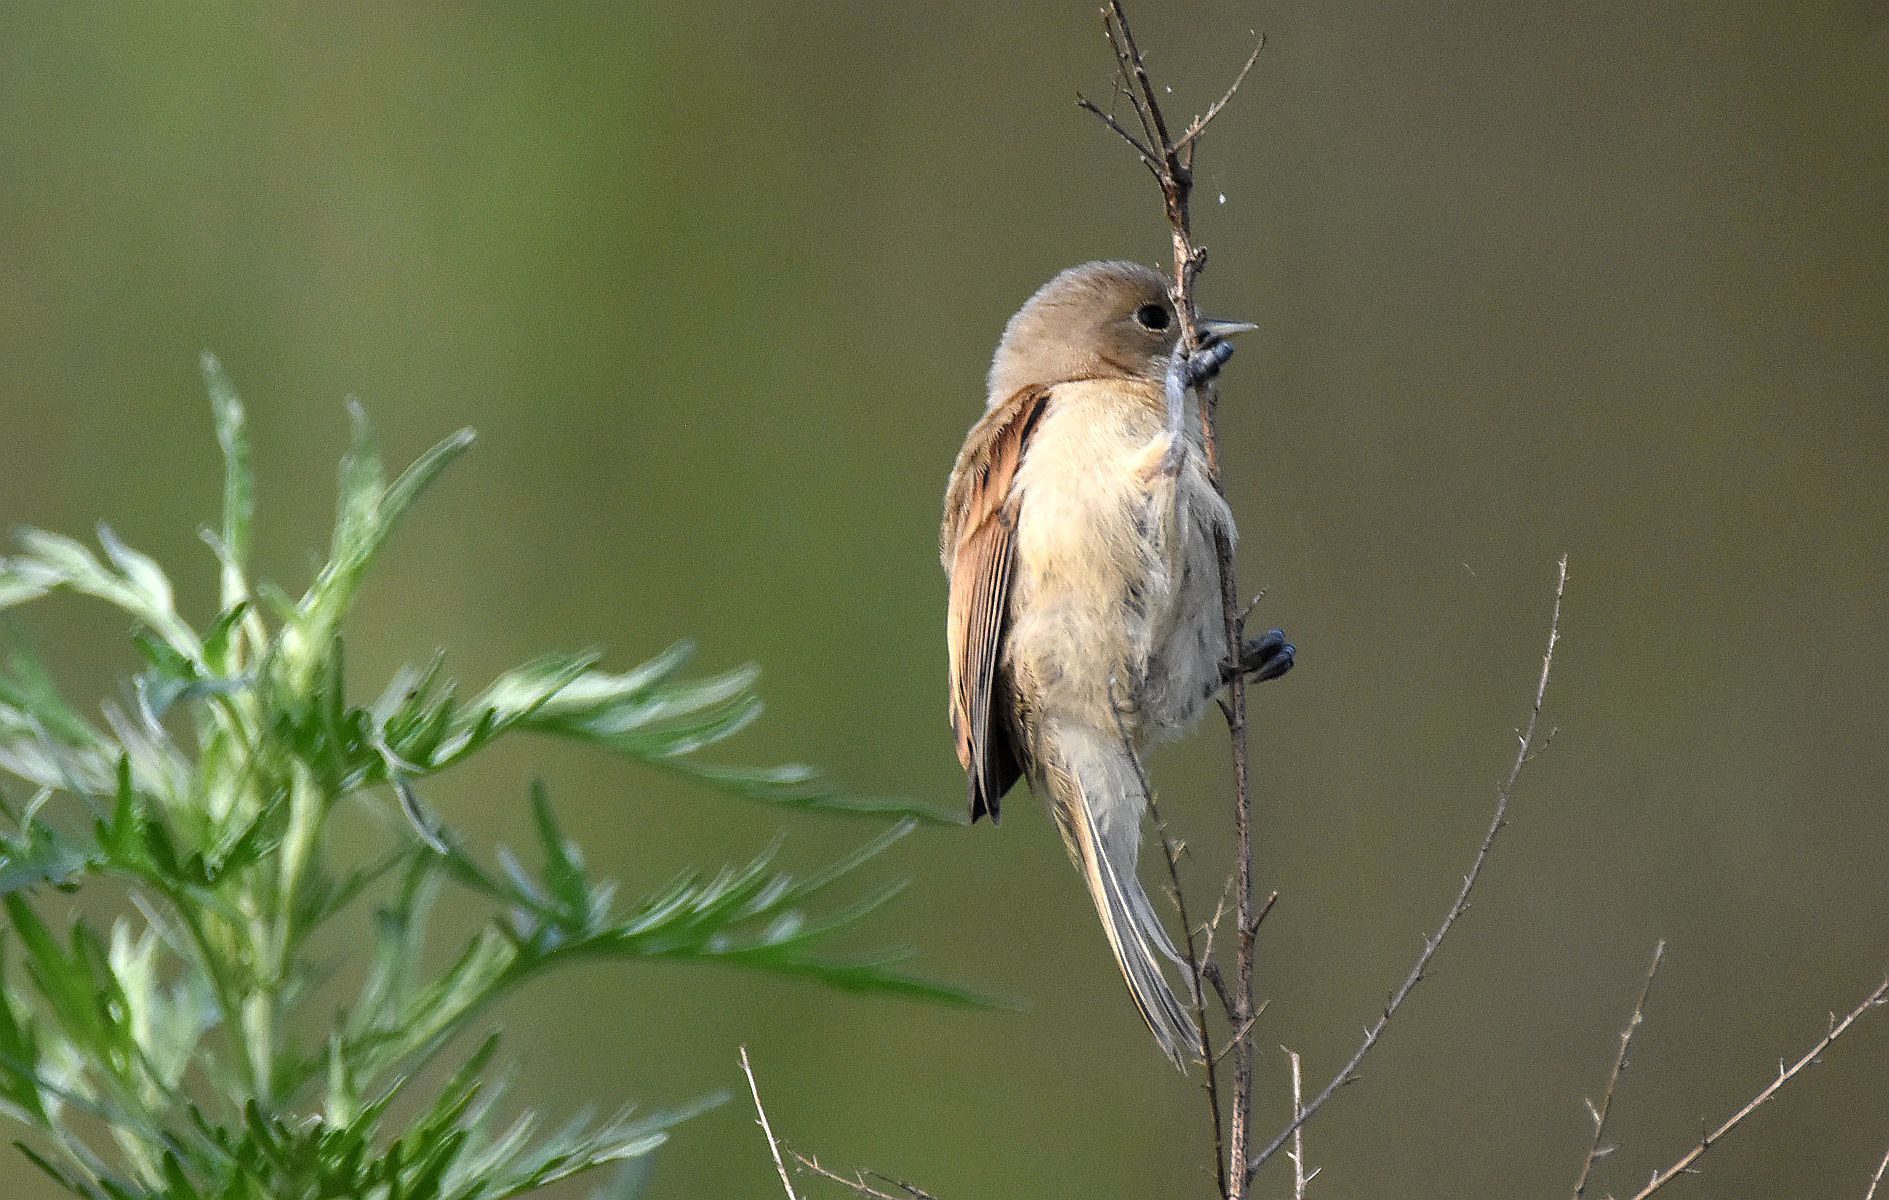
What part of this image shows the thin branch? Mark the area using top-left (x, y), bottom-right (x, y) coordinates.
top-left (1219, 578), bottom-right (1256, 1200)
top-left (1105, 1), bottom-right (1173, 155)
top-left (1284, 1047), bottom-right (1317, 1200)
top-left (1199, 875), bottom-right (1236, 958)
top-left (1074, 96), bottom-right (1160, 171)
top-left (1571, 944), bottom-right (1662, 1194)
top-left (1866, 1138), bottom-right (1889, 1200)
top-left (1253, 889), bottom-right (1279, 933)
top-left (740, 1046), bottom-right (802, 1200)
top-left (1100, 6), bottom-right (1160, 152)
top-left (1623, 973), bottom-right (1889, 1200)
top-left (1202, 889), bottom-right (1276, 1023)
top-left (1175, 34), bottom-right (1266, 155)
top-left (1109, 677), bottom-right (1229, 1198)
top-left (1214, 1015), bottom-right (1259, 1065)
top-left (1200, 885), bottom-right (1272, 1022)
top-left (1572, 939), bottom-right (1665, 1199)
top-left (1246, 553), bottom-right (1570, 1183)
top-left (792, 1152), bottom-right (939, 1200)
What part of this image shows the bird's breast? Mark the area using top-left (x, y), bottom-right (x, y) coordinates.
top-left (1011, 387), bottom-right (1166, 592)
top-left (1004, 380), bottom-right (1233, 738)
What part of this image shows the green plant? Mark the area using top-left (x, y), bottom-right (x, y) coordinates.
top-left (0, 357), bottom-right (973, 1200)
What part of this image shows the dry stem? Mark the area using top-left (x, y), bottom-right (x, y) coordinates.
top-left (1244, 553), bottom-right (1569, 1183)
top-left (740, 1046), bottom-right (802, 1200)
top-left (792, 1152), bottom-right (939, 1200)
top-left (746, 1052), bottom-right (939, 1200)
top-left (1623, 974), bottom-right (1889, 1199)
top-left (1112, 678), bottom-right (1231, 1197)
top-left (1866, 1139), bottom-right (1889, 1200)
top-left (1285, 1047), bottom-right (1317, 1199)
top-left (1572, 939), bottom-right (1666, 1198)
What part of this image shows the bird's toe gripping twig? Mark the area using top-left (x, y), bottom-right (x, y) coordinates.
top-left (1237, 628), bottom-right (1295, 684)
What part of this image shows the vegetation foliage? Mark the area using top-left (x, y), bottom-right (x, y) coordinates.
top-left (0, 357), bottom-right (971, 1200)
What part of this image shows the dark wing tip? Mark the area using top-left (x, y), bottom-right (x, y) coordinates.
top-left (968, 742), bottom-right (1021, 824)
top-left (968, 768), bottom-right (1000, 823)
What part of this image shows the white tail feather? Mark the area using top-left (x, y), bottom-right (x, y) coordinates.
top-left (1049, 725), bottom-right (1195, 1069)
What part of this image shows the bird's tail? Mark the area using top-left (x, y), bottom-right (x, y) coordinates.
top-left (1042, 722), bottom-right (1195, 1070)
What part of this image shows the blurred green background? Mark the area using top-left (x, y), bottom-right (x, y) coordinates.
top-left (3, 2), bottom-right (1887, 1197)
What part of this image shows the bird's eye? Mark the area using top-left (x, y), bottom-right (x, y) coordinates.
top-left (1133, 303), bottom-right (1172, 332)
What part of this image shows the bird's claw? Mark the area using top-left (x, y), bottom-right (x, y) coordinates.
top-left (1149, 339), bottom-right (1239, 482)
top-left (1226, 627), bottom-right (1294, 684)
top-left (1180, 339), bottom-right (1236, 390)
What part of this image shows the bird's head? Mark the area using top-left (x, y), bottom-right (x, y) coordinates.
top-left (986, 260), bottom-right (1254, 402)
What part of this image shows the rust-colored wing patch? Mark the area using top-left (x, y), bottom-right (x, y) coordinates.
top-left (942, 385), bottom-right (1050, 823)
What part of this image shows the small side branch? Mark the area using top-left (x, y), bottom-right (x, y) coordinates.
top-left (1074, 97), bottom-right (1159, 172)
top-left (1147, 767), bottom-right (1233, 1198)
top-left (1623, 974), bottom-right (1889, 1200)
top-left (1110, 678), bottom-right (1229, 1198)
top-left (740, 1047), bottom-right (802, 1200)
top-left (744, 1053), bottom-right (941, 1199)
top-left (1245, 553), bottom-right (1569, 1183)
top-left (1573, 939), bottom-right (1666, 1199)
top-left (792, 1152), bottom-right (940, 1200)
top-left (1174, 37), bottom-right (1266, 158)
top-left (1865, 1138), bottom-right (1889, 1200)
top-left (1284, 1047), bottom-right (1317, 1199)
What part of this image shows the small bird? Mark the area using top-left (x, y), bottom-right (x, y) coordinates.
top-left (941, 261), bottom-right (1293, 1067)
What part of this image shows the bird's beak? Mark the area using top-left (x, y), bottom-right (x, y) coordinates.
top-left (1198, 318), bottom-right (1259, 342)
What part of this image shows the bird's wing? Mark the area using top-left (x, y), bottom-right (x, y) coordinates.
top-left (942, 384), bottom-right (1050, 823)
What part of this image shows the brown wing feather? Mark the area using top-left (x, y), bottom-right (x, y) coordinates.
top-left (942, 385), bottom-right (1050, 823)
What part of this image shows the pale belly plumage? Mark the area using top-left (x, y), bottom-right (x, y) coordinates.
top-left (1003, 378), bottom-right (1234, 749)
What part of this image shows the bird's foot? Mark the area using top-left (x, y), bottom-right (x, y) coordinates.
top-left (1179, 339), bottom-right (1236, 390)
top-left (1224, 627), bottom-right (1294, 684)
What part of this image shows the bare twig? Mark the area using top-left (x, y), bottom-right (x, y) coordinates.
top-left (792, 1152), bottom-right (939, 1200)
top-left (1072, 97), bottom-right (1156, 170)
top-left (1572, 939), bottom-right (1665, 1199)
top-left (1218, 590), bottom-right (1256, 1200)
top-left (1866, 1139), bottom-right (1889, 1200)
top-left (1623, 974), bottom-right (1889, 1200)
top-left (1105, 4), bottom-right (1171, 159)
top-left (1109, 678), bottom-right (1229, 1198)
top-left (1284, 1047), bottom-right (1317, 1199)
top-left (1078, 6), bottom-right (1270, 1195)
top-left (740, 1047), bottom-right (802, 1200)
top-left (1214, 1015), bottom-right (1259, 1065)
top-left (1199, 875), bottom-right (1236, 959)
top-left (1245, 554), bottom-right (1570, 1183)
top-left (1201, 887), bottom-right (1276, 1023)
top-left (745, 1063), bottom-right (941, 1199)
top-left (1074, 97), bottom-right (1159, 170)
top-left (1253, 889), bottom-right (1279, 932)
top-left (1174, 36), bottom-right (1267, 157)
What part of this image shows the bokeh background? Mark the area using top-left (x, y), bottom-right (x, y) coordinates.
top-left (3, 3), bottom-right (1887, 1197)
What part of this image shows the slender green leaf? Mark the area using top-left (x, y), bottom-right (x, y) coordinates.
top-left (200, 353), bottom-right (254, 610)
